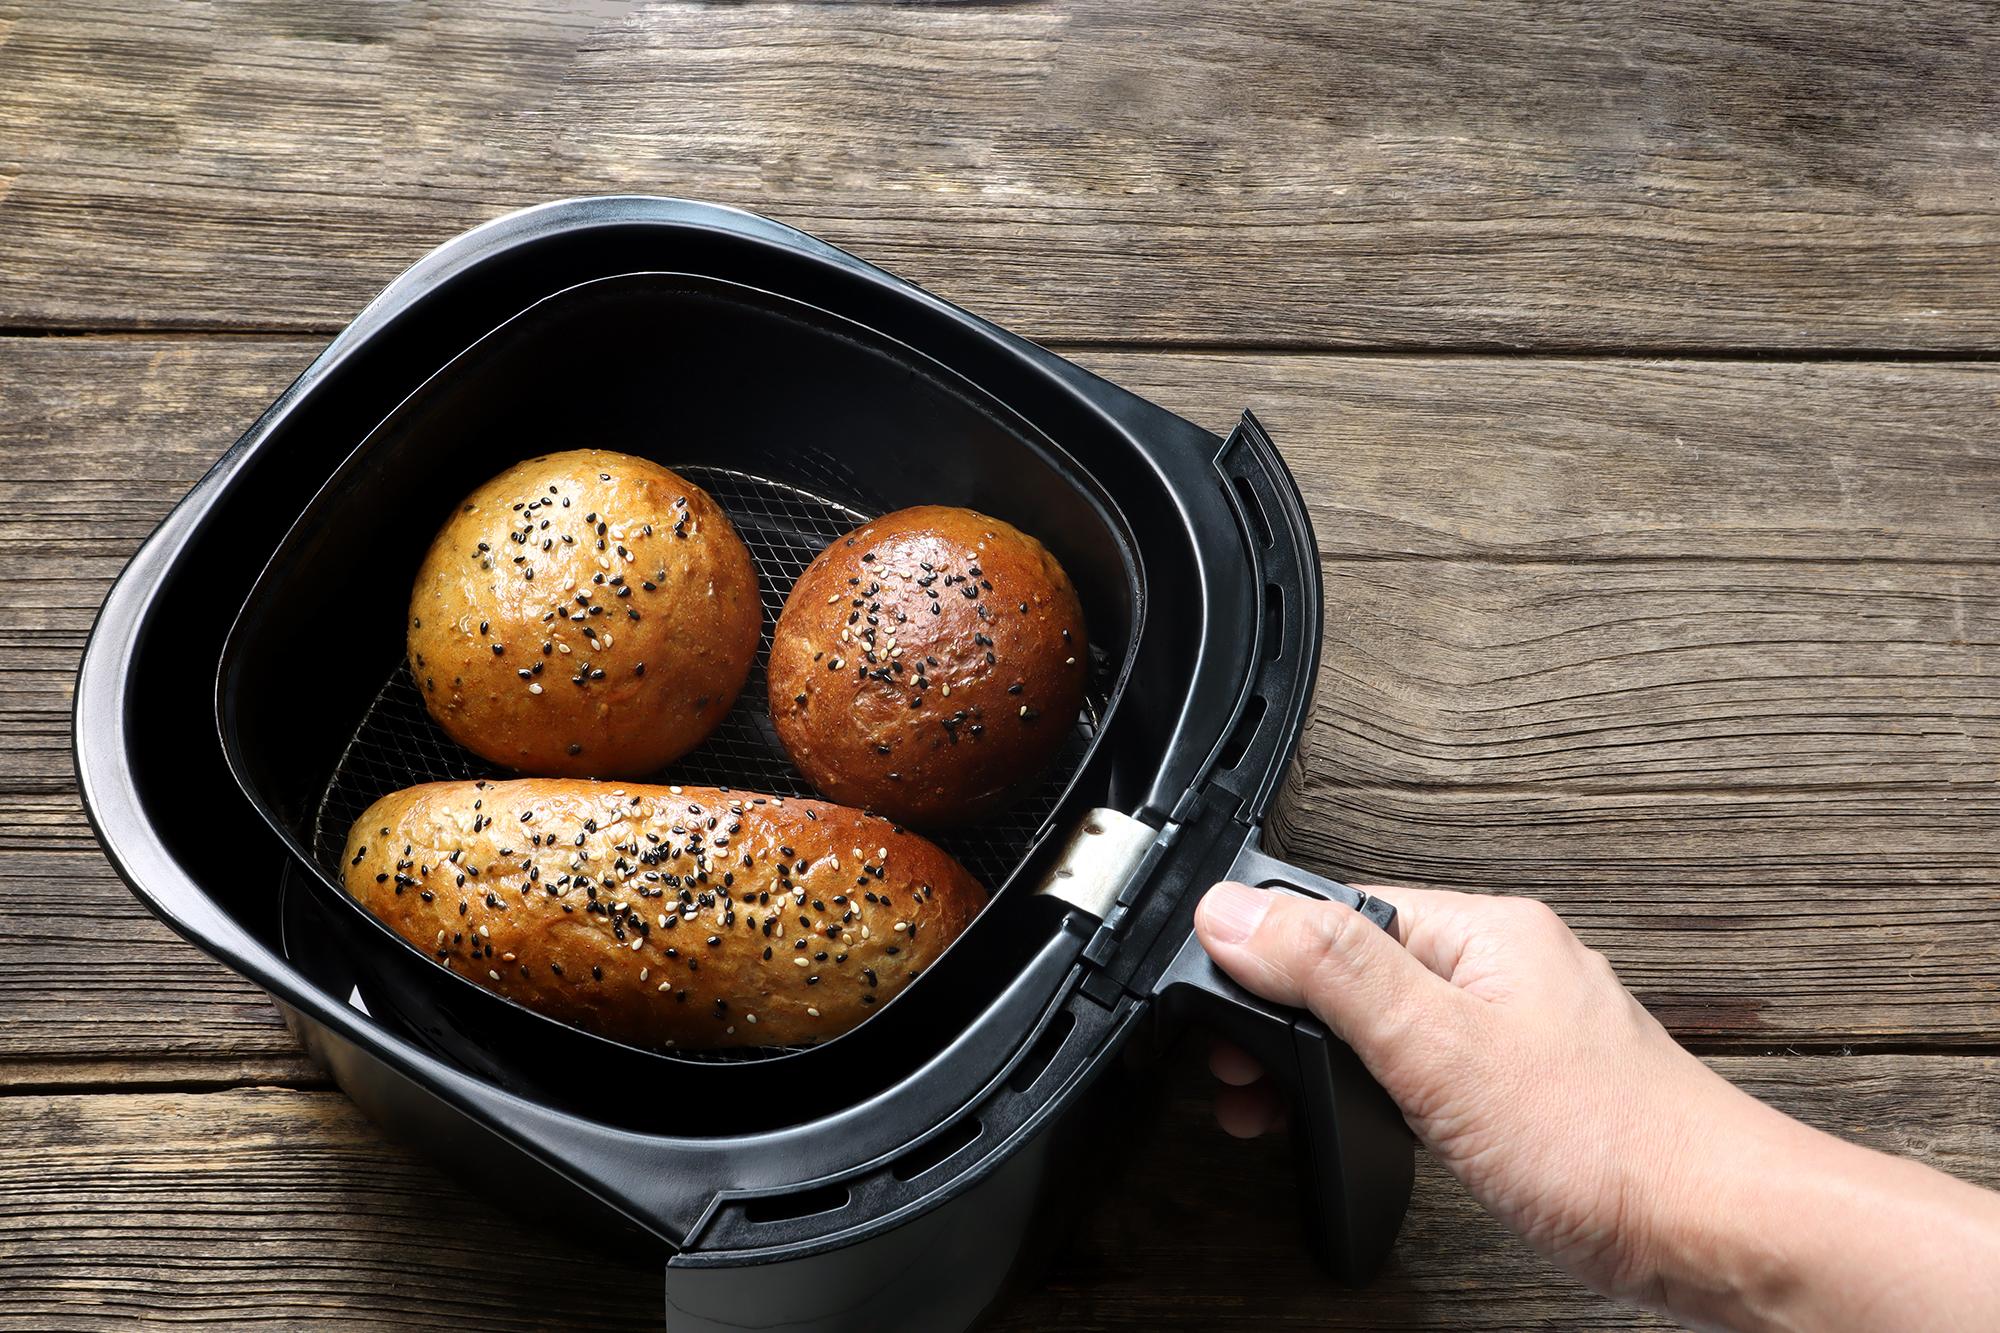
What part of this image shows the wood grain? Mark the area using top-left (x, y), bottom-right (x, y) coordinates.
top-left (1271, 787), bottom-right (2000, 1043)
top-left (8, 5), bottom-right (1998, 1326)
top-left (1076, 352), bottom-right (2000, 563)
top-left (4, 2), bottom-right (2000, 347)
top-left (0, 793), bottom-right (315, 1088)
top-left (1, 1052), bottom-right (1994, 1330)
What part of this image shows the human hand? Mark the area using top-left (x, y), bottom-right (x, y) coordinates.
top-left (1195, 881), bottom-right (2000, 1330)
top-left (1193, 881), bottom-right (1770, 1307)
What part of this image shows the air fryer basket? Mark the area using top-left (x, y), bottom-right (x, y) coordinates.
top-left (218, 271), bottom-right (1144, 1124)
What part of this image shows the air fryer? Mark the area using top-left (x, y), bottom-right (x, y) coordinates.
top-left (75, 197), bottom-right (1414, 1333)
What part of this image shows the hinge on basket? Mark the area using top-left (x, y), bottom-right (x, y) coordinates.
top-left (1033, 808), bottom-right (1161, 922)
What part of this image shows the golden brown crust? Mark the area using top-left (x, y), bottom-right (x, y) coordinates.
top-left (406, 449), bottom-right (760, 779)
top-left (768, 506), bottom-right (1087, 827)
top-left (343, 780), bottom-right (985, 1050)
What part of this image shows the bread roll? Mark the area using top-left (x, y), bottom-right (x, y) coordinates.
top-left (768, 506), bottom-right (1087, 827)
top-left (343, 780), bottom-right (984, 1050)
top-left (407, 449), bottom-right (759, 779)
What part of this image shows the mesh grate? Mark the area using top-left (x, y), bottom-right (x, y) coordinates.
top-left (310, 465), bottom-right (1104, 910)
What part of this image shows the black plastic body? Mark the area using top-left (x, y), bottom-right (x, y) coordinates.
top-left (73, 197), bottom-right (1411, 1329)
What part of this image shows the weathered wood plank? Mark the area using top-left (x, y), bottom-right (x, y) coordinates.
top-left (11, 339), bottom-right (1996, 797)
top-left (1270, 787), bottom-right (2000, 1044)
top-left (9, 775), bottom-right (1993, 1072)
top-left (1307, 559), bottom-right (2000, 793)
top-left (3, 3), bottom-right (2000, 347)
top-left (1076, 353), bottom-right (2000, 563)
top-left (0, 796), bottom-right (318, 1087)
top-left (1, 1053), bottom-right (1993, 1330)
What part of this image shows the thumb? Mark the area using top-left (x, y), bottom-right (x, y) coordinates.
top-left (1195, 880), bottom-right (1462, 1066)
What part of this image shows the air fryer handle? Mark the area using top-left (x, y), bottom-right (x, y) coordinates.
top-left (1156, 842), bottom-right (1414, 1285)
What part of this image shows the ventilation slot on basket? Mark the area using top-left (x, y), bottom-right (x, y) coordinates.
top-left (744, 1182), bottom-right (850, 1225)
top-left (890, 1115), bottom-right (983, 1182)
top-left (1217, 694), bottom-right (1268, 773)
top-left (1263, 582), bottom-right (1286, 661)
top-left (1006, 1008), bottom-right (1078, 1093)
top-left (1232, 472), bottom-right (1273, 547)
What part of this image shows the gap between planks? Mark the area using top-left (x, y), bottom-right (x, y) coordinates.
top-left (9, 327), bottom-right (2000, 365)
top-left (8, 1042), bottom-right (2000, 1101)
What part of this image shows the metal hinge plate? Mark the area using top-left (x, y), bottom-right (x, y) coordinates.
top-left (1033, 808), bottom-right (1160, 922)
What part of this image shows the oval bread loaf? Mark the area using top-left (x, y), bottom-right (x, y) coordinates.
top-left (343, 779), bottom-right (984, 1049)
top-left (768, 506), bottom-right (1088, 827)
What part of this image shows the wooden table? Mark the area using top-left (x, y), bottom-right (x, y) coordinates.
top-left (3, 3), bottom-right (1997, 1327)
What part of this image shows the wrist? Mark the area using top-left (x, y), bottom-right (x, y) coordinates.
top-left (1632, 1075), bottom-right (1823, 1331)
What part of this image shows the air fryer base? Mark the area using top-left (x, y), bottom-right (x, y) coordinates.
top-left (75, 198), bottom-right (1412, 1331)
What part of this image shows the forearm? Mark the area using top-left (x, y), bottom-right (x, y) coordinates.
top-left (1654, 1083), bottom-right (2000, 1332)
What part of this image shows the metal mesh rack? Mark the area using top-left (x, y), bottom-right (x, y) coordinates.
top-left (310, 465), bottom-right (1104, 904)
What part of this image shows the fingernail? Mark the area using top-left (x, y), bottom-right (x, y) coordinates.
top-left (1201, 881), bottom-right (1272, 944)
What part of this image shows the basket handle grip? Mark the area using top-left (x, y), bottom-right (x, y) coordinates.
top-left (1155, 840), bottom-right (1413, 1284)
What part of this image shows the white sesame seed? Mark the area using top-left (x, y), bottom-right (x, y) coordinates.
top-left (746, 1013), bottom-right (757, 1024)
top-left (558, 643), bottom-right (571, 654)
top-left (807, 1007), bottom-right (820, 1018)
top-left (528, 683), bottom-right (543, 695)
top-left (1020, 705), bottom-right (1029, 716)
top-left (478, 925), bottom-right (490, 938)
top-left (669, 785), bottom-right (683, 794)
top-left (639, 968), bottom-right (649, 982)
top-left (501, 951), bottom-right (516, 962)
top-left (488, 970), bottom-right (500, 981)
top-left (793, 956), bottom-right (810, 967)
top-left (941, 683), bottom-right (950, 696)
top-left (1066, 657), bottom-right (1076, 665)
top-left (894, 921), bottom-right (909, 932)
top-left (659, 981), bottom-right (672, 992)
top-left (630, 938), bottom-right (644, 951)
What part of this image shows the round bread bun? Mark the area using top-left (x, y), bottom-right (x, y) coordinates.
top-left (407, 449), bottom-right (759, 778)
top-left (768, 505), bottom-right (1087, 827)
